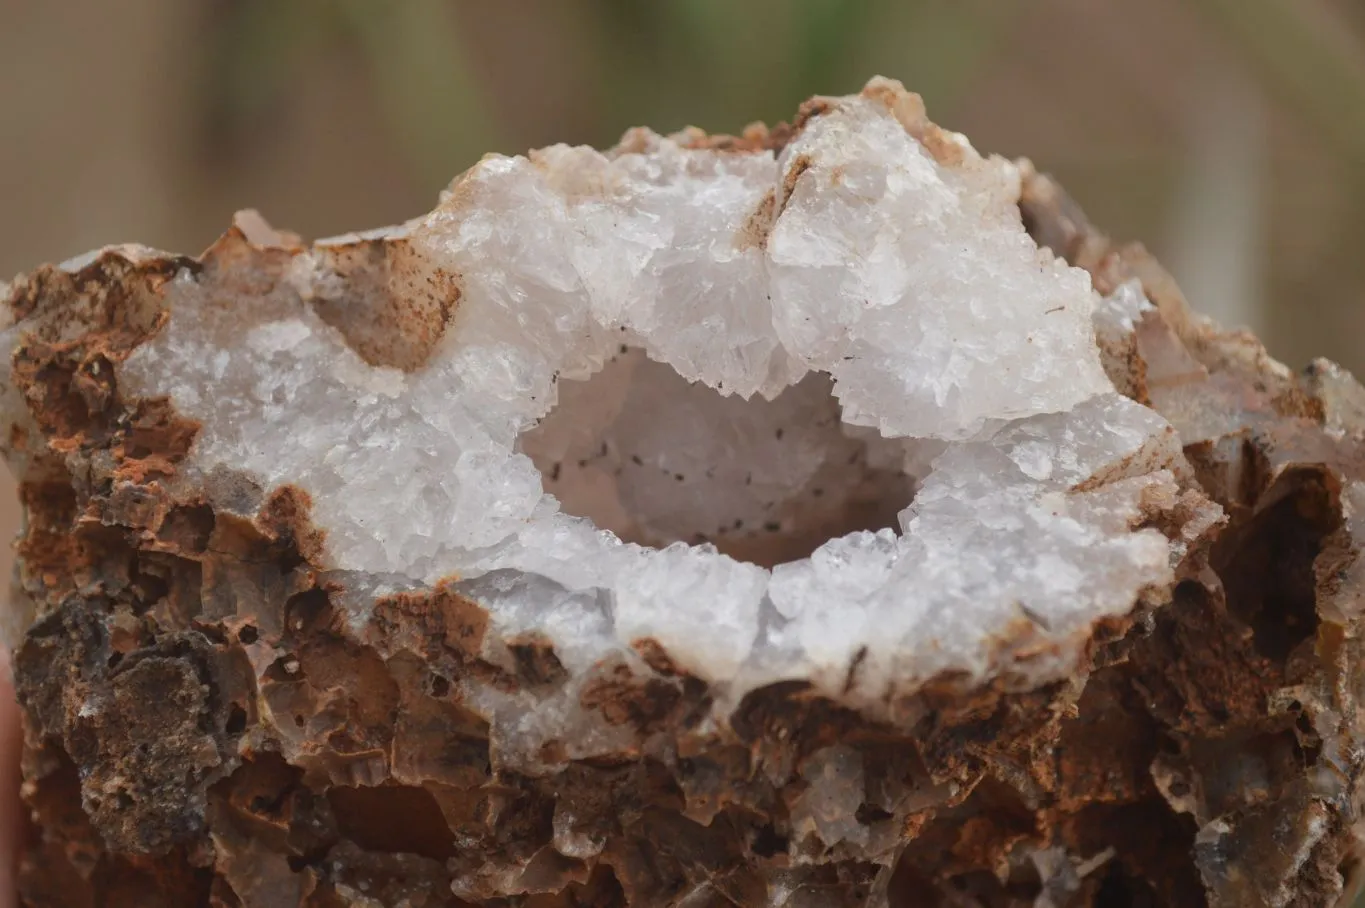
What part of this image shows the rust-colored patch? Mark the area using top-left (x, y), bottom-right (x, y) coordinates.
top-left (776, 153), bottom-right (813, 219)
top-left (860, 77), bottom-right (967, 167)
top-left (580, 660), bottom-right (683, 735)
top-left (256, 485), bottom-right (327, 566)
top-left (506, 633), bottom-right (569, 689)
top-left (672, 119), bottom-right (798, 155)
top-left (791, 97), bottom-right (833, 132)
top-left (631, 638), bottom-right (682, 677)
top-left (736, 188), bottom-right (776, 252)
top-left (308, 235), bottom-right (461, 372)
top-left (371, 584), bottom-right (489, 661)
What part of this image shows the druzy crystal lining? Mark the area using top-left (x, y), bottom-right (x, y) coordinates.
top-left (111, 82), bottom-right (1170, 721)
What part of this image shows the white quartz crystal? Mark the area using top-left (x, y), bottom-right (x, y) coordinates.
top-left (768, 97), bottom-right (1108, 437)
top-left (115, 78), bottom-right (1194, 742)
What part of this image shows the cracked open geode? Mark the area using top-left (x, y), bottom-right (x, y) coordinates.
top-left (2, 78), bottom-right (1363, 907)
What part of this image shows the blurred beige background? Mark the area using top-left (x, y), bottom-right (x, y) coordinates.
top-left (2, 0), bottom-right (1364, 579)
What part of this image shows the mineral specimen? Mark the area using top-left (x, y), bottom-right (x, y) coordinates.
top-left (1, 77), bottom-right (1361, 907)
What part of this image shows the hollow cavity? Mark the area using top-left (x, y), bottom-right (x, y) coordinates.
top-left (517, 347), bottom-right (917, 568)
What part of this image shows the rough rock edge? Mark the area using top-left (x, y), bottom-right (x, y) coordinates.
top-left (0, 92), bottom-right (1361, 908)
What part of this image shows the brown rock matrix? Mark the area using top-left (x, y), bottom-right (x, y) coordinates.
top-left (0, 79), bottom-right (1362, 906)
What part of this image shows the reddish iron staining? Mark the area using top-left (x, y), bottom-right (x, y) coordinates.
top-left (776, 154), bottom-right (813, 217)
top-left (308, 236), bottom-right (462, 372)
top-left (737, 189), bottom-right (777, 253)
top-left (580, 661), bottom-right (684, 734)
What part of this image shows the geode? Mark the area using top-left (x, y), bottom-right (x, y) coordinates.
top-left (1, 77), bottom-right (1362, 907)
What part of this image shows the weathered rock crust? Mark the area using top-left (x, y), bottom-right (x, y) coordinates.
top-left (1, 82), bottom-right (1363, 907)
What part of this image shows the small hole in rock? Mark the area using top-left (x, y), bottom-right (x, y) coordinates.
top-left (429, 675), bottom-right (451, 698)
top-left (1093, 862), bottom-right (1161, 908)
top-left (855, 804), bottom-right (893, 824)
top-left (1216, 470), bottom-right (1334, 663)
top-left (265, 655), bottom-right (305, 683)
top-left (751, 824), bottom-right (788, 858)
top-left (226, 705), bottom-right (247, 735)
top-left (284, 588), bottom-right (332, 637)
top-left (518, 348), bottom-right (920, 568)
top-left (238, 625), bottom-right (258, 644)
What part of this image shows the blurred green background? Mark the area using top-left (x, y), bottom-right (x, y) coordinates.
top-left (4, 0), bottom-right (1365, 372)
